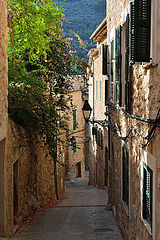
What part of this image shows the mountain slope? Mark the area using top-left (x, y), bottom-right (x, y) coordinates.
top-left (57, 0), bottom-right (106, 61)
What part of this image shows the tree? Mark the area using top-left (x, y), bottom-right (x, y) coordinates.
top-left (8, 0), bottom-right (87, 199)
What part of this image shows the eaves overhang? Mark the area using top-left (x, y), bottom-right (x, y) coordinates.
top-left (90, 17), bottom-right (107, 42)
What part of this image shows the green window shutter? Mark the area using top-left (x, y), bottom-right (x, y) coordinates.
top-left (115, 26), bottom-right (122, 106)
top-left (143, 163), bottom-right (153, 228)
top-left (130, 0), bottom-right (151, 64)
top-left (111, 40), bottom-right (114, 82)
top-left (130, 2), bottom-right (135, 64)
top-left (73, 109), bottom-right (77, 130)
top-left (102, 44), bottom-right (108, 75)
top-left (105, 77), bottom-right (109, 106)
top-left (134, 0), bottom-right (151, 62)
top-left (72, 141), bottom-right (77, 153)
top-left (92, 126), bottom-right (97, 135)
top-left (122, 145), bottom-right (129, 207)
top-left (125, 14), bottom-right (129, 110)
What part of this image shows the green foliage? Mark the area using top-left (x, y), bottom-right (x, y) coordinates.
top-left (7, 0), bottom-right (87, 160)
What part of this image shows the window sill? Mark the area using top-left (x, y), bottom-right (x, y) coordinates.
top-left (142, 218), bottom-right (152, 236)
top-left (142, 62), bottom-right (158, 69)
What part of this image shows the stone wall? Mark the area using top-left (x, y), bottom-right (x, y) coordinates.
top-left (106, 0), bottom-right (160, 239)
top-left (0, 0), bottom-right (8, 236)
top-left (5, 119), bottom-right (65, 235)
top-left (0, 0), bottom-right (8, 141)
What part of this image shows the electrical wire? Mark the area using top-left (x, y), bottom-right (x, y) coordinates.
top-left (114, 108), bottom-right (160, 148)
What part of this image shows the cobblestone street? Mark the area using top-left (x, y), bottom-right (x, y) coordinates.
top-left (9, 176), bottom-right (123, 240)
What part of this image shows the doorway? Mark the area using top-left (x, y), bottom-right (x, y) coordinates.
top-left (76, 162), bottom-right (81, 178)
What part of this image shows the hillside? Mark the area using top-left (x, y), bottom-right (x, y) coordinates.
top-left (57, 0), bottom-right (106, 61)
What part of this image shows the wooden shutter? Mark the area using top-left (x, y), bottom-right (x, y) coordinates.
top-left (116, 26), bottom-right (122, 106)
top-left (102, 44), bottom-right (108, 75)
top-left (72, 141), bottom-right (77, 153)
top-left (125, 14), bottom-right (129, 110)
top-left (134, 0), bottom-right (151, 62)
top-left (143, 163), bottom-right (153, 228)
top-left (105, 78), bottom-right (109, 106)
top-left (122, 145), bottom-right (129, 207)
top-left (130, 2), bottom-right (135, 64)
top-left (73, 109), bottom-right (76, 130)
top-left (92, 126), bottom-right (97, 135)
top-left (130, 0), bottom-right (151, 63)
top-left (110, 40), bottom-right (114, 102)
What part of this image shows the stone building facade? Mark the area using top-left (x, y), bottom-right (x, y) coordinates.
top-left (88, 0), bottom-right (160, 239)
top-left (105, 0), bottom-right (160, 239)
top-left (65, 76), bottom-right (86, 180)
top-left (0, 0), bottom-right (8, 236)
top-left (88, 19), bottom-right (108, 189)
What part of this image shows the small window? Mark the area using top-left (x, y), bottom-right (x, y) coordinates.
top-left (110, 39), bottom-right (114, 102)
top-left (122, 144), bottom-right (129, 207)
top-left (115, 25), bottom-right (122, 106)
top-left (143, 162), bottom-right (153, 229)
top-left (102, 44), bottom-right (108, 75)
top-left (72, 141), bottom-right (77, 153)
top-left (73, 109), bottom-right (76, 131)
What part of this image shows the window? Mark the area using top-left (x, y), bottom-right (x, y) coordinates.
top-left (102, 44), bottom-right (108, 75)
top-left (122, 144), bottom-right (129, 207)
top-left (143, 162), bottom-right (153, 228)
top-left (96, 80), bottom-right (98, 101)
top-left (72, 141), bottom-right (77, 153)
top-left (73, 109), bottom-right (76, 130)
top-left (92, 126), bottom-right (97, 136)
top-left (100, 80), bottom-right (102, 102)
top-left (95, 125), bottom-right (98, 143)
top-left (125, 14), bottom-right (132, 112)
top-left (105, 76), bottom-right (109, 106)
top-left (115, 26), bottom-right (122, 106)
top-left (110, 39), bottom-right (114, 102)
top-left (130, 0), bottom-right (151, 64)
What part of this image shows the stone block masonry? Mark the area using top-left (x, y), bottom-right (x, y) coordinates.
top-left (0, 0), bottom-right (8, 236)
top-left (5, 119), bottom-right (65, 236)
top-left (0, 0), bottom-right (8, 140)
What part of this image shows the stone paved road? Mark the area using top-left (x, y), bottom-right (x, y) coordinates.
top-left (9, 177), bottom-right (123, 240)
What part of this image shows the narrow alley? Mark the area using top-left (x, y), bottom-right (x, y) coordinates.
top-left (10, 175), bottom-right (123, 240)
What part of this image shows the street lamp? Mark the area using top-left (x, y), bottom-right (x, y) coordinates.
top-left (82, 100), bottom-right (92, 122)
